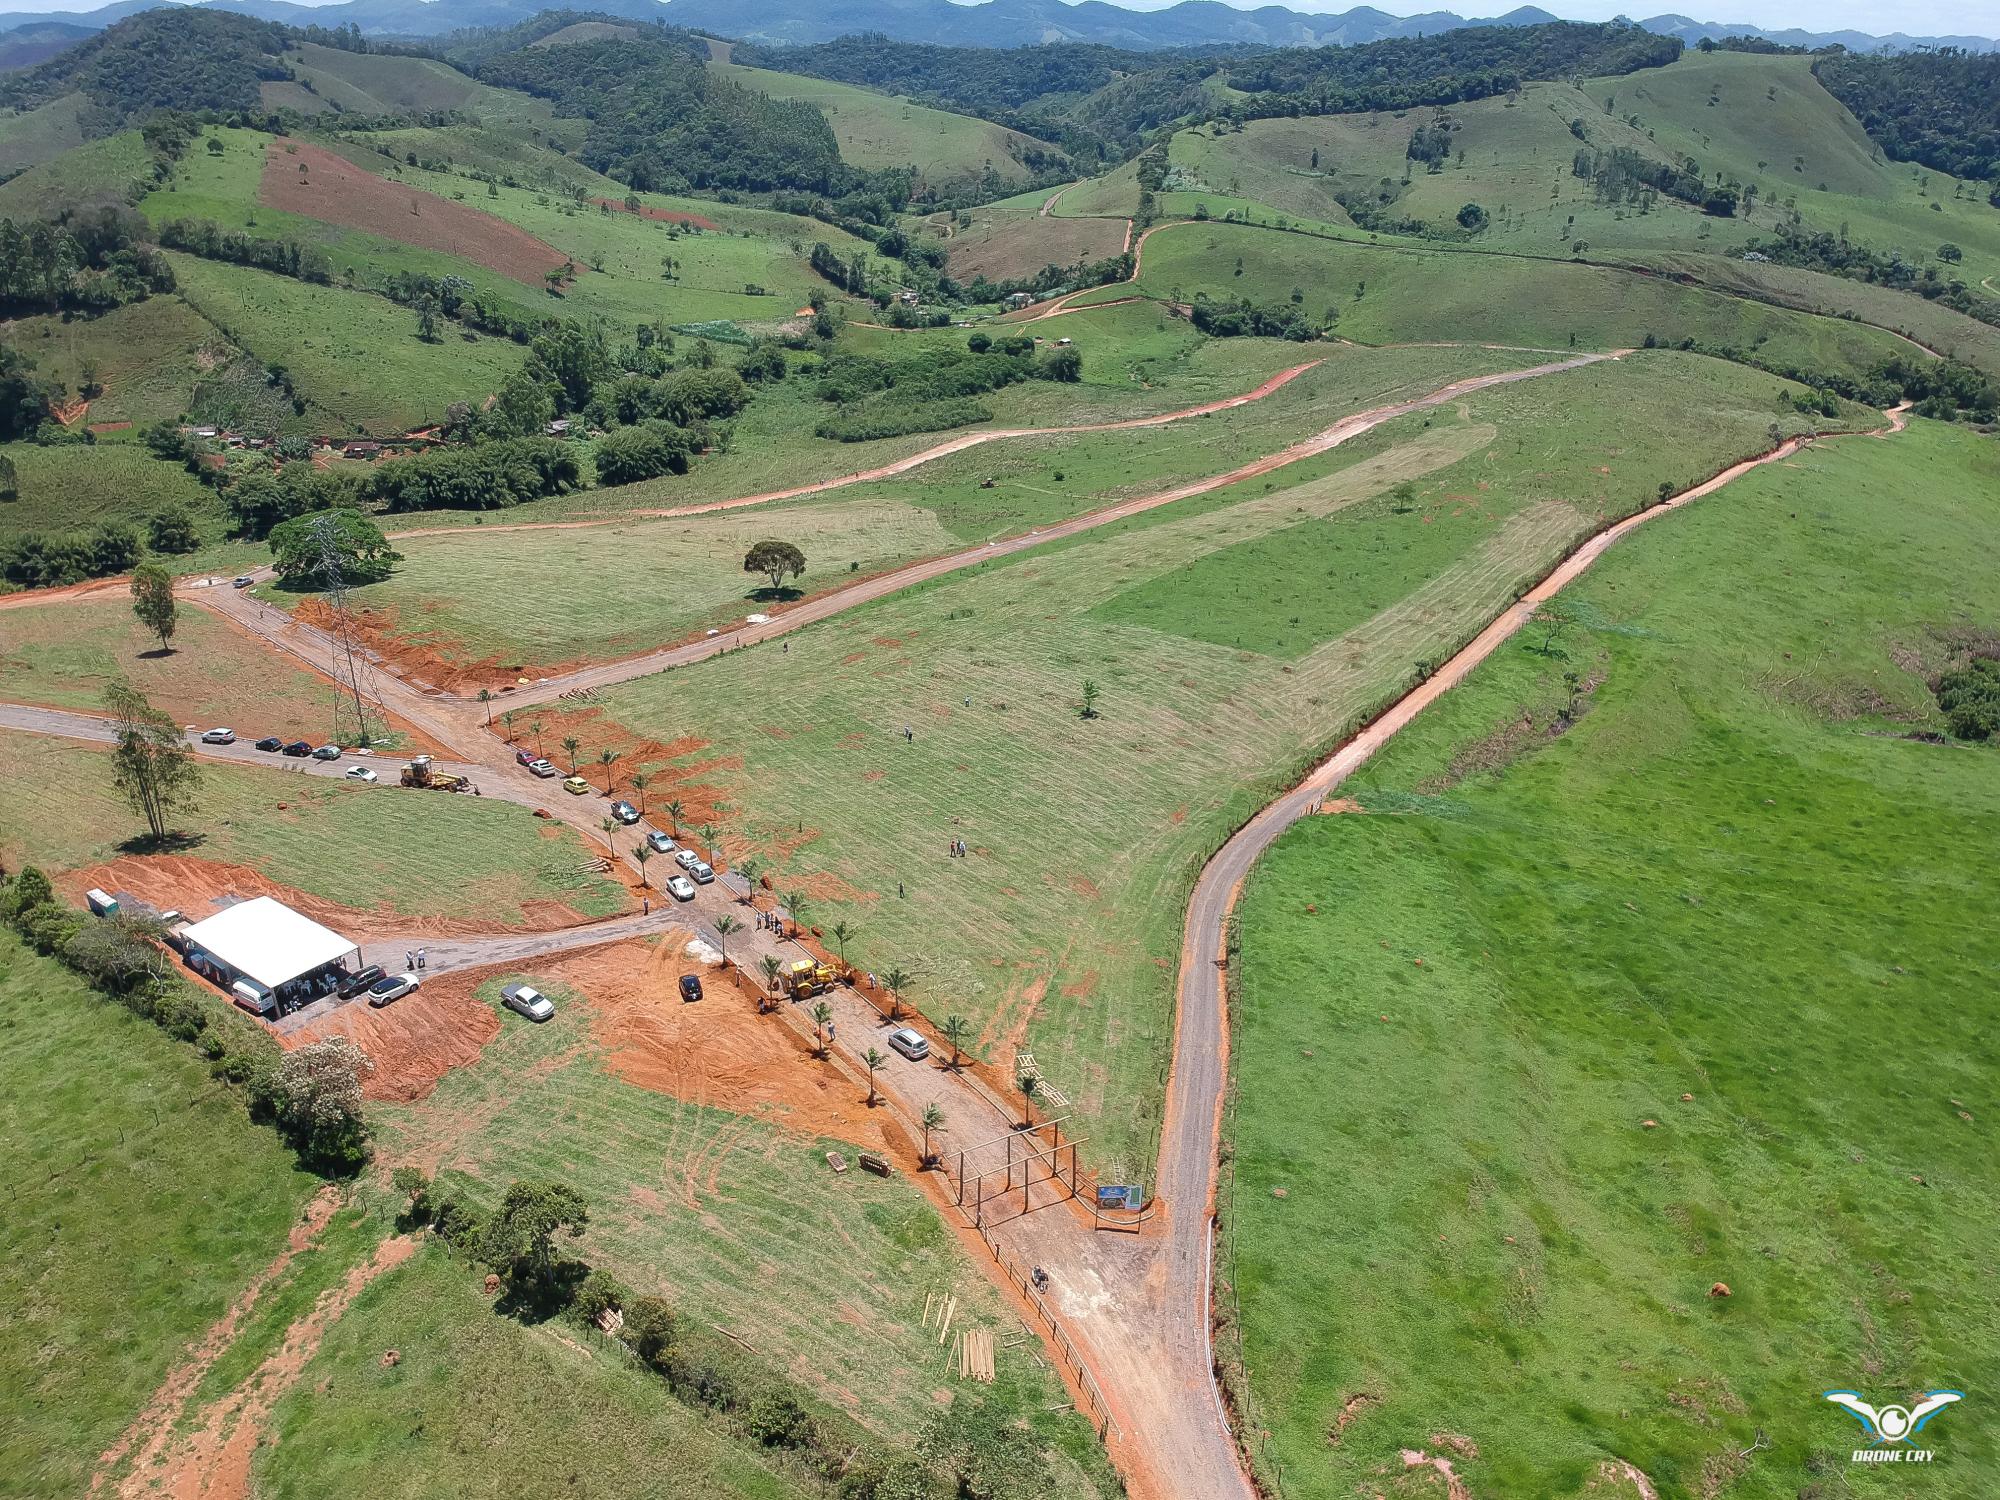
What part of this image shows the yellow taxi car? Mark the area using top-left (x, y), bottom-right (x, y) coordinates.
top-left (562, 775), bottom-right (591, 795)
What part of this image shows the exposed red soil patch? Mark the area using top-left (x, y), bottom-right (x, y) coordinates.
top-left (117, 1232), bottom-right (417, 1500)
top-left (590, 197), bottom-right (720, 232)
top-left (88, 420), bottom-right (132, 434)
top-left (778, 870), bottom-right (878, 903)
top-left (90, 1187), bottom-right (344, 1497)
top-left (1060, 970), bottom-right (1099, 999)
top-left (524, 705), bottom-right (736, 831)
top-left (534, 936), bottom-right (892, 1142)
top-left (294, 597), bottom-right (587, 698)
top-left (283, 966), bottom-right (502, 1103)
top-left (260, 142), bottom-right (572, 287)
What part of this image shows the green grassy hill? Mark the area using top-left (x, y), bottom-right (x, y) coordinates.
top-left (0, 90), bottom-right (90, 177)
top-left (712, 59), bottom-right (1063, 187)
top-left (1224, 416), bottom-right (2000, 1499)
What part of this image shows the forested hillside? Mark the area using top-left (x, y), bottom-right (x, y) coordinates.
top-left (1815, 48), bottom-right (2000, 184)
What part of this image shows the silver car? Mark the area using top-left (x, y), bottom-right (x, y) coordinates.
top-left (646, 830), bottom-right (678, 855)
top-left (689, 860), bottom-right (714, 884)
top-left (501, 983), bottom-right (555, 1022)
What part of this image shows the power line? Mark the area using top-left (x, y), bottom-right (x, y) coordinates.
top-left (307, 512), bottom-right (382, 747)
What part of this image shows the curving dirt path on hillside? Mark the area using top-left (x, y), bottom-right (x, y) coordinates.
top-left (1162, 403), bottom-right (1910, 1495)
top-left (369, 352), bottom-right (1611, 706)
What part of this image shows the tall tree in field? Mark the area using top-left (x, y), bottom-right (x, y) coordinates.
top-left (105, 680), bottom-right (201, 844)
top-left (130, 562), bottom-right (177, 652)
top-left (276, 1036), bottom-right (374, 1173)
top-left (482, 1179), bottom-right (589, 1302)
top-left (743, 539), bottom-right (807, 595)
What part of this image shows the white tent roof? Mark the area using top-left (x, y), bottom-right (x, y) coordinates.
top-left (179, 896), bottom-right (355, 991)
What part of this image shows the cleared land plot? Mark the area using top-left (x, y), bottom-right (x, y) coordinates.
top-left (1224, 418), bottom-right (2000, 1499)
top-left (0, 592), bottom-right (339, 739)
top-left (592, 351), bottom-right (1834, 1169)
top-left (371, 971), bottom-right (1115, 1491)
top-left (711, 61), bottom-right (1061, 185)
top-left (1112, 222), bottom-right (1918, 383)
top-left (356, 343), bottom-right (1512, 671)
top-left (166, 254), bottom-right (526, 434)
top-left (260, 141), bottom-right (570, 286)
top-left (258, 1239), bottom-right (810, 1500)
top-left (0, 730), bottom-right (629, 928)
top-left (0, 932), bottom-right (316, 1500)
top-left (935, 188), bottom-right (1128, 284)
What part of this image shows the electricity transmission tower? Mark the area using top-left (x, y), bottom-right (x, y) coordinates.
top-left (309, 513), bottom-right (384, 747)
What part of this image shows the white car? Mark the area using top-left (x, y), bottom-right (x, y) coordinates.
top-left (887, 1027), bottom-right (930, 1061)
top-left (665, 874), bottom-right (696, 902)
top-left (344, 766), bottom-right (378, 783)
top-left (501, 983), bottom-right (555, 1022)
top-left (689, 860), bottom-right (714, 884)
top-left (200, 728), bottom-right (236, 744)
top-left (673, 849), bottom-right (702, 872)
top-left (367, 973), bottom-right (420, 1008)
top-left (527, 758), bottom-right (558, 778)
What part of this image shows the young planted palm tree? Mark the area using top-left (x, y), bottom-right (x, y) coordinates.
top-left (665, 798), bottom-right (685, 834)
top-left (830, 920), bottom-right (855, 965)
top-left (786, 894), bottom-right (809, 939)
top-left (630, 768), bottom-right (652, 814)
top-left (810, 1000), bottom-right (833, 1059)
top-left (1016, 1071), bottom-right (1039, 1129)
top-left (919, 1103), bottom-right (944, 1168)
top-left (478, 688), bottom-right (493, 726)
top-left (736, 857), bottom-right (761, 900)
top-left (530, 717), bottom-right (547, 756)
top-left (632, 841), bottom-right (653, 887)
top-left (758, 953), bottom-right (783, 997)
top-left (941, 1013), bottom-right (971, 1071)
top-left (713, 913), bottom-right (740, 962)
top-left (599, 817), bottom-right (618, 858)
top-left (862, 1047), bottom-right (886, 1106)
top-left (562, 735), bottom-right (582, 773)
top-left (882, 965), bottom-right (913, 1022)
top-left (597, 746), bottom-right (621, 794)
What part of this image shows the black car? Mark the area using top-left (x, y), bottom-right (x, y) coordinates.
top-left (282, 740), bottom-right (312, 757)
top-left (255, 736), bottom-right (284, 752)
top-left (338, 965), bottom-right (385, 999)
top-left (679, 973), bottom-right (703, 1004)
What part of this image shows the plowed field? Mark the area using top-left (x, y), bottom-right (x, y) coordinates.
top-left (259, 142), bottom-right (571, 286)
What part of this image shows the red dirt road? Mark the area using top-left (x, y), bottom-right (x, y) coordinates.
top-left (260, 143), bottom-right (571, 287)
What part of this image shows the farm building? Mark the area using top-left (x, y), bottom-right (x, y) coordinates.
top-left (177, 897), bottom-right (361, 1018)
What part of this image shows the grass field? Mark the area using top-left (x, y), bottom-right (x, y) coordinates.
top-left (928, 187), bottom-right (1129, 284)
top-left (0, 592), bottom-right (342, 737)
top-left (0, 89), bottom-right (89, 176)
top-left (257, 1238), bottom-right (813, 1500)
top-left (1112, 221), bottom-right (1919, 384)
top-left (0, 441), bottom-right (229, 545)
top-left (712, 60), bottom-right (1061, 188)
top-left (590, 350), bottom-right (1839, 1170)
top-left (2, 296), bottom-right (233, 436)
top-left (165, 253), bottom-right (528, 434)
top-left (0, 730), bottom-right (630, 925)
top-left (346, 342), bottom-right (1515, 666)
top-left (0, 930), bottom-right (317, 1500)
top-left (1151, 55), bottom-right (2000, 286)
top-left (1222, 417), bottom-right (2000, 1498)
top-left (370, 969), bottom-right (1115, 1491)
top-left (0, 127), bottom-right (151, 218)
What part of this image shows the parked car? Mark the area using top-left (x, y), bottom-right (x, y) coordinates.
top-left (502, 983), bottom-right (555, 1022)
top-left (311, 744), bottom-right (342, 761)
top-left (255, 736), bottom-right (284, 752)
top-left (200, 727), bottom-right (236, 745)
top-left (367, 973), bottom-right (420, 1008)
top-left (515, 749), bottom-right (538, 767)
top-left (689, 860), bottom-right (715, 884)
top-left (665, 874), bottom-right (696, 902)
top-left (887, 1027), bottom-right (930, 1062)
top-left (344, 766), bottom-right (378, 783)
top-left (528, 758), bottom-right (557, 778)
top-left (338, 965), bottom-right (385, 999)
top-left (645, 830), bottom-right (677, 855)
top-left (563, 775), bottom-right (591, 795)
top-left (679, 973), bottom-right (703, 1003)
top-left (673, 849), bottom-right (701, 871)
top-left (231, 575), bottom-right (254, 589)
top-left (282, 741), bottom-right (312, 757)
top-left (611, 800), bottom-right (641, 825)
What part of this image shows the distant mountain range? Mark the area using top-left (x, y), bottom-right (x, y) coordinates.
top-left (0, 0), bottom-right (1989, 54)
